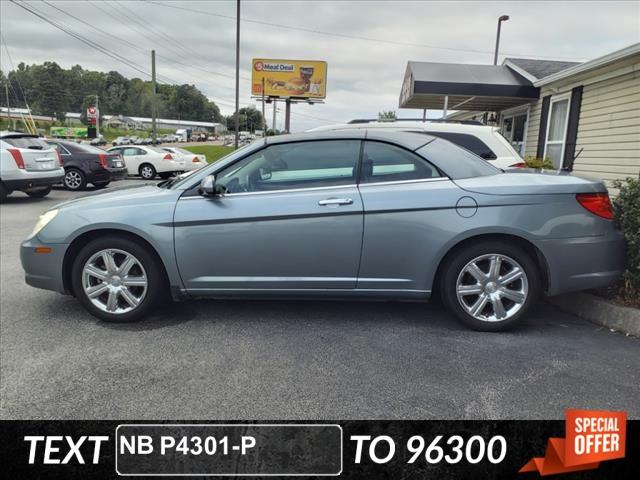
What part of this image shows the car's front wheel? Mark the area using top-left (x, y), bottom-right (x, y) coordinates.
top-left (71, 236), bottom-right (166, 322)
top-left (441, 241), bottom-right (541, 331)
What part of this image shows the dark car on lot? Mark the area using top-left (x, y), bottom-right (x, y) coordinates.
top-left (45, 139), bottom-right (128, 191)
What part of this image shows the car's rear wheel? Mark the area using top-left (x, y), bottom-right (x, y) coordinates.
top-left (440, 241), bottom-right (540, 331)
top-left (139, 164), bottom-right (156, 179)
top-left (25, 186), bottom-right (52, 198)
top-left (0, 182), bottom-right (11, 201)
top-left (93, 181), bottom-right (110, 189)
top-left (71, 236), bottom-right (166, 322)
top-left (64, 168), bottom-right (87, 190)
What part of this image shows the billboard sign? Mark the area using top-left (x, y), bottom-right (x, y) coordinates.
top-left (252, 59), bottom-right (327, 99)
top-left (50, 126), bottom-right (88, 138)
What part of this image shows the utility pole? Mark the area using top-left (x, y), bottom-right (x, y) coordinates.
top-left (261, 77), bottom-right (266, 136)
top-left (151, 49), bottom-right (157, 141)
top-left (95, 94), bottom-right (100, 137)
top-left (493, 15), bottom-right (510, 65)
top-left (234, 0), bottom-right (240, 149)
top-left (4, 77), bottom-right (10, 129)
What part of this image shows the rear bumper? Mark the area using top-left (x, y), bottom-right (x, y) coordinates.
top-left (87, 167), bottom-right (127, 183)
top-left (2, 170), bottom-right (65, 190)
top-left (20, 237), bottom-right (69, 294)
top-left (539, 231), bottom-right (626, 296)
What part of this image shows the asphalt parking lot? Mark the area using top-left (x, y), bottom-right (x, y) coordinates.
top-left (1, 183), bottom-right (639, 420)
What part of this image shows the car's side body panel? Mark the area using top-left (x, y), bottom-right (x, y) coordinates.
top-left (173, 185), bottom-right (364, 291)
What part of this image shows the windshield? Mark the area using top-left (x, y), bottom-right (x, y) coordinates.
top-left (2, 135), bottom-right (49, 149)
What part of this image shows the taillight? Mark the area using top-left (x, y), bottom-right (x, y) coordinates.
top-left (7, 148), bottom-right (25, 169)
top-left (55, 150), bottom-right (64, 166)
top-left (576, 193), bottom-right (614, 220)
top-left (192, 156), bottom-right (199, 163)
top-left (509, 162), bottom-right (526, 168)
top-left (163, 153), bottom-right (173, 161)
top-left (98, 153), bottom-right (108, 168)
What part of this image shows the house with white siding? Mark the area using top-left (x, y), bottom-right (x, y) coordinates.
top-left (399, 43), bottom-right (640, 193)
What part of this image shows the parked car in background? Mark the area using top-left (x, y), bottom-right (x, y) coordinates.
top-left (89, 135), bottom-right (107, 146)
top-left (21, 131), bottom-right (625, 330)
top-left (107, 145), bottom-right (184, 179)
top-left (308, 120), bottom-right (526, 170)
top-left (112, 136), bottom-right (130, 146)
top-left (161, 147), bottom-right (207, 171)
top-left (46, 139), bottom-right (127, 191)
top-left (129, 136), bottom-right (141, 145)
top-left (1, 131), bottom-right (64, 200)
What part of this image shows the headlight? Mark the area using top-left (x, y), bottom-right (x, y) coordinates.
top-left (29, 209), bottom-right (58, 239)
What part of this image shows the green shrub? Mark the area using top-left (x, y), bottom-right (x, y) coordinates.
top-left (612, 177), bottom-right (640, 298)
top-left (523, 156), bottom-right (554, 169)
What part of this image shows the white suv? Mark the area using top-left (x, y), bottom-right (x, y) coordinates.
top-left (308, 121), bottom-right (525, 170)
top-left (1, 132), bottom-right (65, 200)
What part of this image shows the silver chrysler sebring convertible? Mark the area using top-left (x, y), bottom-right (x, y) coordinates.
top-left (21, 130), bottom-right (625, 331)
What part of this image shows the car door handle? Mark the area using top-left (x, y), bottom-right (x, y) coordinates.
top-left (318, 198), bottom-right (353, 206)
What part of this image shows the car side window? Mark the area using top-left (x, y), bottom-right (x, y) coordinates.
top-left (48, 143), bottom-right (70, 155)
top-left (424, 132), bottom-right (497, 160)
top-left (122, 148), bottom-right (138, 156)
top-left (360, 141), bottom-right (441, 183)
top-left (215, 140), bottom-right (360, 194)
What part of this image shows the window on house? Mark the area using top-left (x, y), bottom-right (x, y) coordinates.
top-left (545, 97), bottom-right (570, 169)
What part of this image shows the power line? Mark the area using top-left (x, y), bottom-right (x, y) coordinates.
top-left (10, 0), bottom-right (155, 80)
top-left (145, 0), bottom-right (586, 62)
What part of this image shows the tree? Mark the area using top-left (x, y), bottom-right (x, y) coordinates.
top-left (1, 62), bottom-right (223, 124)
top-left (225, 106), bottom-right (264, 133)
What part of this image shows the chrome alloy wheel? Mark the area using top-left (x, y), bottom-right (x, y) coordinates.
top-left (140, 166), bottom-right (154, 179)
top-left (455, 253), bottom-right (528, 322)
top-left (82, 249), bottom-right (148, 314)
top-left (64, 170), bottom-right (82, 189)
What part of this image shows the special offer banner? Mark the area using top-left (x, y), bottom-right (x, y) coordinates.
top-left (1, 412), bottom-right (638, 479)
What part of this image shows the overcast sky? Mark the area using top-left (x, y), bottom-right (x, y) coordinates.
top-left (1, 0), bottom-right (639, 131)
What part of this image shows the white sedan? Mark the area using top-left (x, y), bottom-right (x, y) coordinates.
top-left (161, 147), bottom-right (207, 172)
top-left (107, 146), bottom-right (185, 179)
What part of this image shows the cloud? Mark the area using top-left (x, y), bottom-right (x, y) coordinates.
top-left (1, 0), bottom-right (638, 131)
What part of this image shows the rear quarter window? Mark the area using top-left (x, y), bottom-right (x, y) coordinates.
top-left (423, 131), bottom-right (497, 160)
top-left (416, 138), bottom-right (500, 179)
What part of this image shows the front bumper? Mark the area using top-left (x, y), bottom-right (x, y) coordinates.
top-left (20, 238), bottom-right (69, 294)
top-left (540, 231), bottom-right (626, 296)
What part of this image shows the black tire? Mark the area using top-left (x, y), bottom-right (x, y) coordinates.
top-left (440, 241), bottom-right (541, 332)
top-left (71, 235), bottom-right (167, 323)
top-left (25, 185), bottom-right (52, 198)
top-left (93, 181), bottom-right (110, 189)
top-left (64, 168), bottom-right (87, 190)
top-left (158, 172), bottom-right (174, 179)
top-left (139, 163), bottom-right (156, 179)
top-left (0, 182), bottom-right (10, 201)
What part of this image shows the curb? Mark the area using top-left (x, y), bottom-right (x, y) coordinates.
top-left (548, 293), bottom-right (640, 337)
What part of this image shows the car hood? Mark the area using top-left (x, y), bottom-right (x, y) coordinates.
top-left (453, 170), bottom-right (607, 196)
top-left (52, 183), bottom-right (179, 211)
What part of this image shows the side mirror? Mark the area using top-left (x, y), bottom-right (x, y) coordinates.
top-left (199, 174), bottom-right (224, 196)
